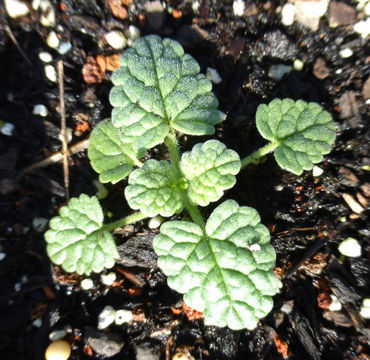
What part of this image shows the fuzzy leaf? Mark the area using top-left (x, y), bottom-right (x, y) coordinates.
top-left (88, 120), bottom-right (144, 184)
top-left (125, 160), bottom-right (187, 217)
top-left (180, 140), bottom-right (241, 206)
top-left (153, 200), bottom-right (279, 330)
top-left (256, 98), bottom-right (336, 175)
top-left (110, 35), bottom-right (221, 152)
top-left (44, 194), bottom-right (119, 275)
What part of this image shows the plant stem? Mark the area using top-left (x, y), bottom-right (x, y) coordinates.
top-left (103, 212), bottom-right (147, 231)
top-left (165, 132), bottom-right (181, 169)
top-left (186, 201), bottom-right (206, 232)
top-left (240, 142), bottom-right (278, 168)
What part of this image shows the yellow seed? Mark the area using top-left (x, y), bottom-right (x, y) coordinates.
top-left (45, 340), bottom-right (71, 360)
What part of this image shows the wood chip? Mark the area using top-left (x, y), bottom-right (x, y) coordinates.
top-left (108, 0), bottom-right (127, 19)
top-left (342, 193), bottom-right (364, 214)
top-left (82, 56), bottom-right (105, 83)
top-left (313, 57), bottom-right (330, 79)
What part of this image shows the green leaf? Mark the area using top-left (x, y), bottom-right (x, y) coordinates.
top-left (44, 194), bottom-right (119, 275)
top-left (110, 35), bottom-right (221, 152)
top-left (88, 120), bottom-right (144, 184)
top-left (180, 140), bottom-right (241, 206)
top-left (125, 159), bottom-right (188, 217)
top-left (153, 200), bottom-right (279, 330)
top-left (256, 98), bottom-right (336, 175)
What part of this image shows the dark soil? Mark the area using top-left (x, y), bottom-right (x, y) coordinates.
top-left (0, 1), bottom-right (369, 359)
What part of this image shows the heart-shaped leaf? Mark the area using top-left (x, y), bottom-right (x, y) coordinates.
top-left (45, 194), bottom-right (119, 275)
top-left (153, 200), bottom-right (279, 330)
top-left (256, 98), bottom-right (336, 175)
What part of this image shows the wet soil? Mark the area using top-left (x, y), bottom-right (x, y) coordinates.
top-left (0, 1), bottom-right (369, 359)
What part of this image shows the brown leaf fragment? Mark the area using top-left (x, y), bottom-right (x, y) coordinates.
top-left (108, 0), bottom-right (127, 19)
top-left (317, 291), bottom-right (332, 309)
top-left (96, 54), bottom-right (120, 73)
top-left (313, 57), bottom-right (330, 79)
top-left (342, 193), bottom-right (364, 214)
top-left (338, 167), bottom-right (360, 187)
top-left (82, 56), bottom-right (105, 84)
top-left (228, 37), bottom-right (245, 62)
top-left (328, 2), bottom-right (356, 27)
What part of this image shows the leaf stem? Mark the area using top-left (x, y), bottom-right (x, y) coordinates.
top-left (103, 212), bottom-right (148, 231)
top-left (165, 132), bottom-right (181, 169)
top-left (186, 201), bottom-right (206, 232)
top-left (240, 142), bottom-right (277, 168)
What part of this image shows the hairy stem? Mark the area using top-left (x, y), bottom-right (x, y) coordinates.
top-left (103, 212), bottom-right (147, 231)
top-left (186, 201), bottom-right (206, 232)
top-left (241, 142), bottom-right (278, 168)
top-left (165, 132), bottom-right (181, 169)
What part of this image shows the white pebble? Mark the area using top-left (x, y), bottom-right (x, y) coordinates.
top-left (101, 272), bottom-right (116, 286)
top-left (5, 0), bottom-right (30, 18)
top-left (39, 0), bottom-right (55, 27)
top-left (274, 184), bottom-right (284, 191)
top-left (80, 278), bottom-right (94, 290)
top-left (33, 216), bottom-right (48, 232)
top-left (115, 309), bottom-right (133, 325)
top-left (217, 110), bottom-right (227, 124)
top-left (312, 165), bottom-right (324, 177)
top-left (98, 305), bottom-right (116, 329)
top-left (354, 18), bottom-right (370, 39)
top-left (339, 48), bottom-right (353, 59)
top-left (128, 25), bottom-right (141, 41)
top-left (14, 282), bottom-right (22, 292)
top-left (0, 253), bottom-right (6, 261)
top-left (192, 0), bottom-right (200, 13)
top-left (33, 104), bottom-right (48, 117)
top-left (338, 237), bottom-right (362, 258)
top-left (233, 0), bottom-right (245, 17)
top-left (49, 329), bottom-right (68, 341)
top-left (293, 59), bottom-right (304, 71)
top-left (249, 243), bottom-right (261, 251)
top-left (39, 51), bottom-right (53, 63)
top-left (45, 64), bottom-right (57, 82)
top-left (148, 216), bottom-right (164, 229)
top-left (335, 68), bottom-right (343, 75)
top-left (328, 295), bottom-right (342, 311)
top-left (269, 64), bottom-right (292, 81)
top-left (58, 127), bottom-right (73, 143)
top-left (360, 298), bottom-right (370, 319)
top-left (0, 122), bottom-right (15, 136)
top-left (105, 31), bottom-right (127, 50)
top-left (363, 298), bottom-right (370, 307)
top-left (365, 2), bottom-right (370, 15)
top-left (206, 67), bottom-right (222, 84)
top-left (57, 42), bottom-right (72, 55)
top-left (46, 31), bottom-right (60, 49)
top-left (281, 3), bottom-right (295, 26)
top-left (33, 318), bottom-right (43, 328)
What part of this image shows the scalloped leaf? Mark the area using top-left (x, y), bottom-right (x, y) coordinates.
top-left (88, 120), bottom-right (144, 184)
top-left (153, 200), bottom-right (279, 330)
top-left (256, 98), bottom-right (336, 175)
top-left (44, 194), bottom-right (119, 275)
top-left (125, 159), bottom-right (188, 217)
top-left (109, 35), bottom-right (221, 152)
top-left (180, 140), bottom-right (241, 206)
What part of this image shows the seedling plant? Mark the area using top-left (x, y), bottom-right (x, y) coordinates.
top-left (45, 35), bottom-right (336, 330)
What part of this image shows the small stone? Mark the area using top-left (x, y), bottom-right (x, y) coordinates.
top-left (115, 309), bottom-right (133, 325)
top-left (82, 56), bottom-right (105, 84)
top-left (206, 67), bottom-right (222, 84)
top-left (0, 253), bottom-right (6, 261)
top-left (360, 299), bottom-right (370, 319)
top-left (58, 127), bottom-right (73, 143)
top-left (328, 2), bottom-right (356, 28)
top-left (108, 0), bottom-right (127, 20)
top-left (328, 295), bottom-right (342, 311)
top-left (342, 193), bottom-right (364, 214)
top-left (128, 25), bottom-right (141, 42)
top-left (363, 298), bottom-right (370, 308)
top-left (81, 278), bottom-right (94, 290)
top-left (192, 0), bottom-right (200, 13)
top-left (338, 167), bottom-right (359, 187)
top-left (45, 340), bottom-right (71, 360)
top-left (0, 122), bottom-right (15, 136)
top-left (280, 300), bottom-right (294, 314)
top-left (144, 0), bottom-right (165, 30)
top-left (281, 3), bottom-right (295, 26)
top-left (217, 110), bottom-right (227, 123)
top-left (33, 318), bottom-right (43, 328)
top-left (312, 165), bottom-right (324, 177)
top-left (57, 42), bottom-right (72, 55)
top-left (33, 104), bottom-right (48, 117)
top-left (39, 51), bottom-right (53, 63)
top-left (338, 237), bottom-right (362, 258)
top-left (45, 64), bottom-right (57, 82)
top-left (148, 216), bottom-right (164, 229)
top-left (38, 0), bottom-right (56, 27)
top-left (46, 31), bottom-right (60, 49)
top-left (354, 18), bottom-right (370, 39)
top-left (268, 64), bottom-right (292, 81)
top-left (135, 344), bottom-right (161, 360)
top-left (366, 2), bottom-right (370, 15)
top-left (293, 59), bottom-right (304, 71)
top-left (313, 57), bottom-right (330, 79)
top-left (233, 0), bottom-right (245, 16)
top-left (339, 48), bottom-right (353, 59)
top-left (49, 329), bottom-right (68, 341)
top-left (5, 0), bottom-right (30, 18)
top-left (85, 327), bottom-right (124, 357)
top-left (105, 30), bottom-right (127, 50)
top-left (362, 76), bottom-right (370, 100)
top-left (32, 216), bottom-right (48, 232)
top-left (294, 0), bottom-right (329, 31)
top-left (98, 305), bottom-right (116, 330)
top-left (101, 272), bottom-right (116, 286)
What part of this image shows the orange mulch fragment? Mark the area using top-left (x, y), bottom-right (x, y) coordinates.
top-left (171, 304), bottom-right (203, 321)
top-left (172, 9), bottom-right (182, 18)
top-left (128, 288), bottom-right (143, 297)
top-left (43, 286), bottom-right (56, 300)
top-left (317, 291), bottom-right (332, 309)
top-left (75, 121), bottom-right (89, 134)
top-left (96, 54), bottom-right (120, 73)
top-left (82, 56), bottom-right (105, 84)
top-left (273, 334), bottom-right (289, 358)
top-left (108, 0), bottom-right (128, 19)
top-left (83, 345), bottom-right (93, 356)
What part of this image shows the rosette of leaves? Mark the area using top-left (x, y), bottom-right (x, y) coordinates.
top-left (109, 35), bottom-right (222, 152)
top-left (256, 98), bottom-right (336, 175)
top-left (125, 140), bottom-right (241, 217)
top-left (153, 200), bottom-right (279, 330)
top-left (44, 194), bottom-right (119, 275)
top-left (88, 119), bottom-right (145, 184)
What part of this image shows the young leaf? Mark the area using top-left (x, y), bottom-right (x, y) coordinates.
top-left (44, 194), bottom-right (119, 275)
top-left (88, 120), bottom-right (144, 184)
top-left (180, 140), bottom-right (241, 206)
top-left (109, 35), bottom-right (221, 152)
top-left (153, 200), bottom-right (279, 330)
top-left (256, 98), bottom-right (336, 175)
top-left (125, 159), bottom-right (187, 217)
